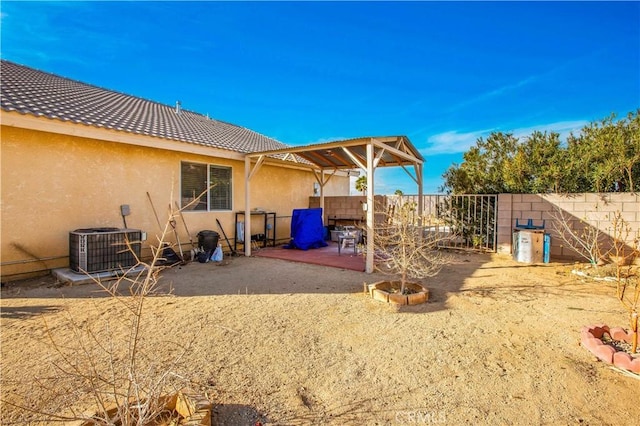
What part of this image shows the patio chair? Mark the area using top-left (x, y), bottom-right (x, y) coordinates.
top-left (338, 230), bottom-right (358, 255)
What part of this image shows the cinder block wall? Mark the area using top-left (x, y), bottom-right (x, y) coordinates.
top-left (312, 193), bottom-right (639, 263)
top-left (497, 193), bottom-right (640, 261)
top-left (309, 195), bottom-right (387, 226)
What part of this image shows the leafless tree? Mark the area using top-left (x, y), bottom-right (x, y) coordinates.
top-left (373, 201), bottom-right (453, 294)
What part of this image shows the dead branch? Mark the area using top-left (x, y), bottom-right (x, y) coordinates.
top-left (0, 190), bottom-right (209, 425)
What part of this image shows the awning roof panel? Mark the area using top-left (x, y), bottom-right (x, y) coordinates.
top-left (246, 135), bottom-right (423, 171)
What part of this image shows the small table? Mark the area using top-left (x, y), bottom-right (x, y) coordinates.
top-left (338, 234), bottom-right (357, 255)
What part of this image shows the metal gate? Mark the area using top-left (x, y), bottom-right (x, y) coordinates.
top-left (400, 194), bottom-right (498, 252)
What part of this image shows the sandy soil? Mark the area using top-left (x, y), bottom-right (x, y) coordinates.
top-left (1, 252), bottom-right (639, 425)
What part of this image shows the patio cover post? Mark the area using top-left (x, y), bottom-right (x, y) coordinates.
top-left (244, 155), bottom-right (252, 257)
top-left (314, 169), bottom-right (338, 227)
top-left (417, 162), bottom-right (423, 225)
top-left (317, 170), bottom-right (325, 224)
top-left (366, 140), bottom-right (374, 273)
top-left (320, 170), bottom-right (325, 224)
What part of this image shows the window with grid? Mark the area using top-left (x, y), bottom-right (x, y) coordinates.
top-left (181, 162), bottom-right (232, 211)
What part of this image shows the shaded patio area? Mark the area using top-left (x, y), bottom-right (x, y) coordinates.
top-left (252, 241), bottom-right (365, 272)
top-left (245, 136), bottom-right (425, 273)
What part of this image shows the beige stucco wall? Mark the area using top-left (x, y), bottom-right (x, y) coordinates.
top-left (0, 124), bottom-right (349, 280)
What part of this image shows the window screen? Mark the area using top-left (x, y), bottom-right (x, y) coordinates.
top-left (209, 166), bottom-right (232, 210)
top-left (181, 162), bottom-right (232, 211)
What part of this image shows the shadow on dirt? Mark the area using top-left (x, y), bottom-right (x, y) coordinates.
top-left (0, 305), bottom-right (62, 319)
top-left (211, 403), bottom-right (269, 426)
top-left (1, 251), bottom-right (502, 317)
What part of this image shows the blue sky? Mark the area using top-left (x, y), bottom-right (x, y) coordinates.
top-left (2, 1), bottom-right (639, 194)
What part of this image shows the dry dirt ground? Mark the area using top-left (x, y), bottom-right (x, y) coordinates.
top-left (1, 251), bottom-right (639, 425)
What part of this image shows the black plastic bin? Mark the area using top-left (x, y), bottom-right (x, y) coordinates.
top-left (197, 230), bottom-right (220, 252)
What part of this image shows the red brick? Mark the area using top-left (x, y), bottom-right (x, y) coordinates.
top-left (580, 329), bottom-right (595, 341)
top-left (407, 292), bottom-right (427, 305)
top-left (589, 325), bottom-right (609, 339)
top-left (583, 337), bottom-right (603, 352)
top-left (593, 344), bottom-right (616, 364)
top-left (609, 327), bottom-right (633, 343)
top-left (613, 352), bottom-right (640, 373)
top-left (388, 293), bottom-right (408, 305)
top-left (372, 289), bottom-right (389, 303)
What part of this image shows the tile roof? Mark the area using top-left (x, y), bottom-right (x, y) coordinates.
top-left (0, 60), bottom-right (290, 154)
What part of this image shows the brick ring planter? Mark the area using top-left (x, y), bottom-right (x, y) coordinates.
top-left (365, 281), bottom-right (429, 305)
top-left (580, 324), bottom-right (640, 374)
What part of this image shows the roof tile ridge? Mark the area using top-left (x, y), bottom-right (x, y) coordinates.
top-left (1, 59), bottom-right (209, 119)
top-left (213, 117), bottom-right (290, 148)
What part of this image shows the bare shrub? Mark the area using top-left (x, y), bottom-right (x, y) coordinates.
top-left (609, 212), bottom-right (639, 353)
top-left (549, 206), bottom-right (608, 266)
top-left (556, 207), bottom-right (639, 353)
top-left (1, 199), bottom-right (205, 425)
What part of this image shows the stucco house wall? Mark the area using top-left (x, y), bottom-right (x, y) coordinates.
top-left (1, 117), bottom-right (348, 281)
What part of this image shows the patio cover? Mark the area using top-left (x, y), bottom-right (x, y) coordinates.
top-left (244, 136), bottom-right (425, 273)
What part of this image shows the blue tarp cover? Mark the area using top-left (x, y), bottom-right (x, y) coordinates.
top-left (283, 208), bottom-right (328, 250)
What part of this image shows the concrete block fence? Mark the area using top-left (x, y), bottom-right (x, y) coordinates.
top-left (309, 195), bottom-right (387, 227)
top-left (312, 193), bottom-right (640, 263)
top-left (497, 193), bottom-right (640, 261)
